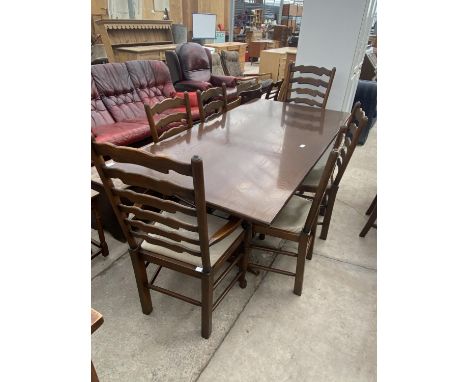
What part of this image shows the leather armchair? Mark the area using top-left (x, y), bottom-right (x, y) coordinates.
top-left (165, 42), bottom-right (238, 98)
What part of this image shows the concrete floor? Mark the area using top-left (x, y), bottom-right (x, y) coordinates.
top-left (92, 125), bottom-right (377, 382)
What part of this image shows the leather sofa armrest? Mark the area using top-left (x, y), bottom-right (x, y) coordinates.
top-left (210, 74), bottom-right (237, 88)
top-left (174, 80), bottom-right (212, 92)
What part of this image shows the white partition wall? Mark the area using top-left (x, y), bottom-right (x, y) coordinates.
top-left (296, 0), bottom-right (376, 112)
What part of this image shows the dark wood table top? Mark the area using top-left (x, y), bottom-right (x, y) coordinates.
top-left (109, 99), bottom-right (348, 224)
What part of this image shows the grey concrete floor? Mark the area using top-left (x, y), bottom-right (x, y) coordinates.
top-left (92, 125), bottom-right (377, 382)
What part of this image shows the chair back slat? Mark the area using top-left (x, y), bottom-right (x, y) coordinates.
top-left (94, 142), bottom-right (192, 176)
top-left (150, 97), bottom-right (185, 114)
top-left (114, 188), bottom-right (197, 217)
top-left (132, 231), bottom-right (202, 258)
top-left (292, 65), bottom-right (335, 77)
top-left (197, 85), bottom-right (228, 123)
top-left (120, 205), bottom-right (198, 232)
top-left (227, 96), bottom-right (241, 111)
top-left (290, 76), bottom-right (329, 89)
top-left (286, 97), bottom-right (323, 108)
top-left (144, 92), bottom-right (192, 143)
top-left (291, 87), bottom-right (326, 99)
top-left (125, 218), bottom-right (201, 246)
top-left (265, 79), bottom-right (283, 101)
top-left (92, 139), bottom-right (213, 270)
top-left (285, 63), bottom-right (336, 109)
top-left (103, 166), bottom-right (195, 200)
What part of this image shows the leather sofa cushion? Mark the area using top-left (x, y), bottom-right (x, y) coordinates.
top-left (176, 42), bottom-right (211, 82)
top-left (91, 79), bottom-right (115, 128)
top-left (126, 60), bottom-right (177, 107)
top-left (91, 63), bottom-right (145, 122)
top-left (210, 74), bottom-right (237, 88)
top-left (176, 91), bottom-right (198, 107)
top-left (92, 122), bottom-right (150, 146)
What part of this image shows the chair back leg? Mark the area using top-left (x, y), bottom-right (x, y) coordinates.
top-left (293, 236), bottom-right (309, 296)
top-left (320, 185), bottom-right (339, 240)
top-left (201, 274), bottom-right (214, 339)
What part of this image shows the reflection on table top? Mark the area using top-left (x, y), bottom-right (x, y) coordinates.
top-left (109, 99), bottom-right (348, 224)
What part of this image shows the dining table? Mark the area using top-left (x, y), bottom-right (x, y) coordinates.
top-left (104, 99), bottom-right (349, 226)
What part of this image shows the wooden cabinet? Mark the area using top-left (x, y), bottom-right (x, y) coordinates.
top-left (259, 47), bottom-right (297, 81)
top-left (204, 42), bottom-right (248, 71)
top-left (114, 44), bottom-right (177, 62)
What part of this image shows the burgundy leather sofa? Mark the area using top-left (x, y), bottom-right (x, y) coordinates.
top-left (165, 42), bottom-right (238, 98)
top-left (91, 60), bottom-right (199, 146)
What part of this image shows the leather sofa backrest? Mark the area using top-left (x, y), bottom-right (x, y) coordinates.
top-left (210, 52), bottom-right (225, 76)
top-left (221, 51), bottom-right (243, 77)
top-left (175, 42), bottom-right (211, 82)
top-left (91, 63), bottom-right (145, 122)
top-left (91, 78), bottom-right (115, 128)
top-left (126, 60), bottom-right (177, 107)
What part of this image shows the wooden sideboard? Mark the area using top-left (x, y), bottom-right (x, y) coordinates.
top-left (259, 47), bottom-right (297, 81)
top-left (94, 19), bottom-right (176, 62)
top-left (204, 42), bottom-right (248, 71)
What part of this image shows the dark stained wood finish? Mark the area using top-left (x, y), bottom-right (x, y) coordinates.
top-left (297, 102), bottom-right (368, 240)
top-left (239, 84), bottom-right (263, 105)
top-left (91, 191), bottom-right (109, 259)
top-left (196, 85), bottom-right (228, 123)
top-left (91, 138), bottom-right (248, 339)
top-left (144, 92), bottom-right (193, 143)
top-left (91, 308), bottom-right (104, 382)
top-left (284, 63), bottom-right (336, 109)
top-left (110, 99), bottom-right (348, 225)
top-left (360, 195), bottom-right (377, 237)
top-left (249, 149), bottom-right (341, 296)
top-left (265, 79), bottom-right (284, 101)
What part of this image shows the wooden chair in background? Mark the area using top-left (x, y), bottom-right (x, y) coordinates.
top-left (284, 63), bottom-right (336, 109)
top-left (144, 92), bottom-right (192, 143)
top-left (91, 138), bottom-right (248, 339)
top-left (248, 149), bottom-right (340, 296)
top-left (196, 85), bottom-right (228, 123)
top-left (91, 308), bottom-right (104, 382)
top-left (238, 84), bottom-right (263, 105)
top-left (265, 79), bottom-right (284, 101)
top-left (297, 103), bottom-right (368, 240)
top-left (360, 195), bottom-right (377, 237)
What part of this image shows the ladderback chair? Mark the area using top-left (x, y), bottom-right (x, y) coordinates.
top-left (297, 102), bottom-right (368, 240)
top-left (265, 79), bottom-right (284, 101)
top-left (196, 85), bottom-right (228, 123)
top-left (220, 50), bottom-right (273, 92)
top-left (284, 63), bottom-right (336, 109)
top-left (248, 148), bottom-right (340, 296)
top-left (239, 84), bottom-right (263, 105)
top-left (91, 138), bottom-right (248, 339)
top-left (144, 92), bottom-right (192, 143)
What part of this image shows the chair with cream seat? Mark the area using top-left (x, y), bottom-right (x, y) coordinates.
top-left (297, 102), bottom-right (368, 240)
top-left (91, 137), bottom-right (249, 339)
top-left (248, 148), bottom-right (340, 296)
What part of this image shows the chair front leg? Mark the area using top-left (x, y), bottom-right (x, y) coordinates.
top-left (320, 185), bottom-right (339, 240)
top-left (293, 235), bottom-right (308, 296)
top-left (201, 273), bottom-right (214, 339)
top-left (129, 249), bottom-right (153, 315)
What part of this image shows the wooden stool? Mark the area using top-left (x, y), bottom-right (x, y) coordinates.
top-left (91, 308), bottom-right (104, 382)
top-left (91, 190), bottom-right (109, 259)
top-left (360, 195), bottom-right (377, 237)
